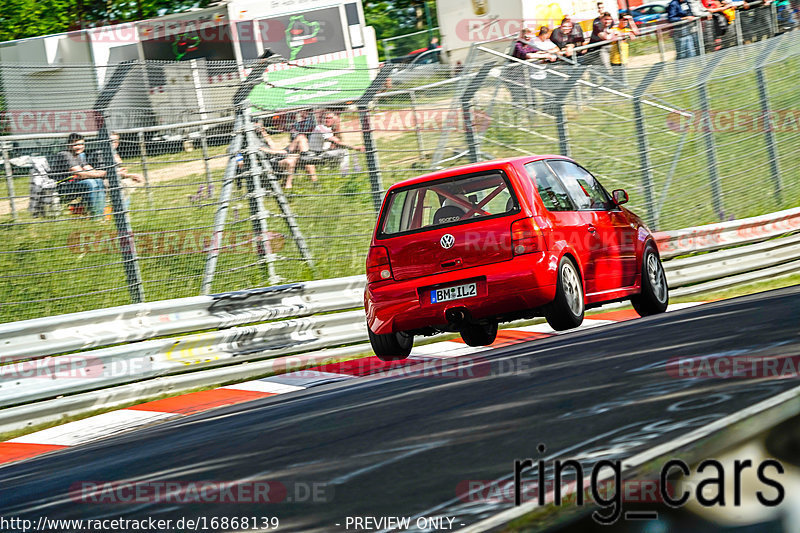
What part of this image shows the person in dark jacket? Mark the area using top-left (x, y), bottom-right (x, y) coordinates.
top-left (667, 0), bottom-right (700, 59)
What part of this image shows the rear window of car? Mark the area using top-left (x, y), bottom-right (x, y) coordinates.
top-left (378, 171), bottom-right (518, 237)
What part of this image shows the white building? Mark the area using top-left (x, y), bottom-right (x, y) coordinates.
top-left (0, 0), bottom-right (378, 134)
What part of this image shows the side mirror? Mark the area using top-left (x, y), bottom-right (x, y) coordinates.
top-left (612, 189), bottom-right (629, 205)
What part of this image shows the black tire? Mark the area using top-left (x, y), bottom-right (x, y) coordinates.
top-left (631, 246), bottom-right (669, 317)
top-left (545, 256), bottom-right (585, 331)
top-left (368, 327), bottom-right (413, 361)
top-left (460, 321), bottom-right (499, 347)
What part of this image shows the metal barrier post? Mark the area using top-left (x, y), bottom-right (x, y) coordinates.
top-left (2, 142), bottom-right (16, 221)
top-left (634, 63), bottom-right (665, 229)
top-left (136, 130), bottom-right (153, 206)
top-left (93, 62), bottom-right (145, 304)
top-left (769, 1), bottom-right (778, 35)
top-left (734, 9), bottom-right (744, 48)
top-left (409, 90), bottom-right (425, 157)
top-left (356, 65), bottom-right (394, 212)
top-left (755, 46), bottom-right (782, 204)
top-left (696, 18), bottom-right (706, 55)
top-left (697, 55), bottom-right (724, 219)
top-left (656, 28), bottom-right (666, 62)
top-left (200, 132), bottom-right (213, 193)
top-left (460, 65), bottom-right (494, 164)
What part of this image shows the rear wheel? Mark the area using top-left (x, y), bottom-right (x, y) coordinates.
top-left (545, 256), bottom-right (585, 331)
top-left (631, 246), bottom-right (669, 316)
top-left (368, 327), bottom-right (413, 361)
top-left (460, 321), bottom-right (498, 347)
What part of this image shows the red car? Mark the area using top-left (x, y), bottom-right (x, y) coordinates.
top-left (364, 156), bottom-right (668, 361)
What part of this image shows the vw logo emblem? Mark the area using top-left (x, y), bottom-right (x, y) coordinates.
top-left (440, 234), bottom-right (455, 249)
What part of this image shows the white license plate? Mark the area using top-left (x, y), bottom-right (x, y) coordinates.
top-left (431, 282), bottom-right (477, 303)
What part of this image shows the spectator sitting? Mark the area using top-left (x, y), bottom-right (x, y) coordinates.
top-left (428, 36), bottom-right (440, 50)
top-left (285, 108), bottom-right (316, 152)
top-left (281, 111), bottom-right (365, 189)
top-left (550, 17), bottom-right (586, 58)
top-left (56, 133), bottom-right (107, 219)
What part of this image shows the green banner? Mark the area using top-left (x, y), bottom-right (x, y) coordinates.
top-left (249, 55), bottom-right (371, 109)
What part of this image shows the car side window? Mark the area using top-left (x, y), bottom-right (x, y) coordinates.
top-left (524, 161), bottom-right (574, 211)
top-left (546, 160), bottom-right (614, 211)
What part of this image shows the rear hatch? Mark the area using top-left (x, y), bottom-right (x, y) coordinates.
top-left (377, 170), bottom-right (520, 282)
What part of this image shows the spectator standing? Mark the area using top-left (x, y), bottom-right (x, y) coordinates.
top-left (550, 18), bottom-right (586, 59)
top-left (668, 0), bottom-right (700, 59)
top-left (56, 133), bottom-right (107, 219)
top-left (609, 15), bottom-right (641, 78)
top-left (593, 2), bottom-right (608, 34)
top-left (532, 26), bottom-right (559, 62)
top-left (701, 0), bottom-right (732, 50)
top-left (513, 27), bottom-right (558, 62)
top-left (588, 12), bottom-right (616, 69)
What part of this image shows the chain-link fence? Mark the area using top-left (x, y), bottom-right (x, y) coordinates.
top-left (1, 17), bottom-right (800, 323)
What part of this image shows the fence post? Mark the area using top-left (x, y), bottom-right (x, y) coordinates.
top-left (92, 62), bottom-right (145, 304)
top-left (200, 132), bottom-right (214, 193)
top-left (2, 142), bottom-right (17, 222)
top-left (460, 64), bottom-right (494, 164)
top-left (98, 121), bottom-right (145, 303)
top-left (768, 1), bottom-right (778, 35)
top-left (733, 8), bottom-right (744, 48)
top-left (551, 67), bottom-right (579, 158)
top-left (755, 45), bottom-right (782, 204)
top-left (696, 17), bottom-right (706, 55)
top-left (356, 65), bottom-right (394, 212)
top-left (633, 63), bottom-right (665, 229)
top-left (409, 90), bottom-right (425, 158)
top-left (137, 130), bottom-right (154, 206)
top-left (656, 28), bottom-right (666, 62)
top-left (697, 55), bottom-right (724, 220)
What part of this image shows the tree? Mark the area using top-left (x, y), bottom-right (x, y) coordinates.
top-left (0, 0), bottom-right (213, 41)
top-left (363, 0), bottom-right (438, 58)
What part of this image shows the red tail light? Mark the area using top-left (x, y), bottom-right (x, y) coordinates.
top-left (366, 246), bottom-right (393, 283)
top-left (511, 218), bottom-right (540, 255)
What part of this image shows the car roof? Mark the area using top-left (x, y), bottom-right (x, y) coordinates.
top-left (385, 155), bottom-right (571, 191)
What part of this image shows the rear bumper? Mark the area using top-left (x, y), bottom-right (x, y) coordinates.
top-left (365, 251), bottom-right (558, 335)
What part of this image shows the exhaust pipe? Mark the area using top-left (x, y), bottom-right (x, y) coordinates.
top-left (445, 308), bottom-right (468, 325)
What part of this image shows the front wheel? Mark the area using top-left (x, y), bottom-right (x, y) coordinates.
top-left (545, 256), bottom-right (585, 331)
top-left (631, 246), bottom-right (669, 316)
top-left (460, 321), bottom-right (498, 347)
top-left (368, 327), bottom-right (413, 361)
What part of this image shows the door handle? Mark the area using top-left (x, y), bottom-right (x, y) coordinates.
top-left (587, 226), bottom-right (597, 234)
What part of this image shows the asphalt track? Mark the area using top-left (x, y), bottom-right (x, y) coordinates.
top-left (1, 285), bottom-right (799, 532)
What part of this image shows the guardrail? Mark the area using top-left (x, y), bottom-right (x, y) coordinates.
top-left (1, 208), bottom-right (798, 431)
